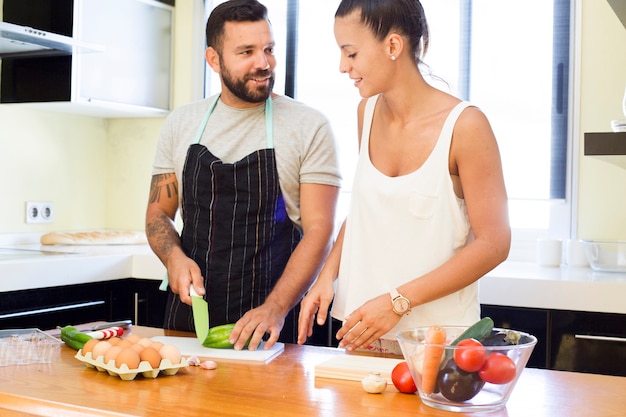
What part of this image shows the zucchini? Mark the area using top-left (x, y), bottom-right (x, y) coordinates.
top-left (451, 317), bottom-right (494, 346)
top-left (442, 317), bottom-right (494, 363)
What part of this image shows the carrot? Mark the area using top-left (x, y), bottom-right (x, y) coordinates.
top-left (421, 325), bottom-right (447, 395)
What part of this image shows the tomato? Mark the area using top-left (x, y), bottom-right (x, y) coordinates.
top-left (391, 361), bottom-right (417, 394)
top-left (453, 338), bottom-right (486, 372)
top-left (478, 352), bottom-right (516, 384)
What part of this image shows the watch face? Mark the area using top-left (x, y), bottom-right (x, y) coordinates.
top-left (393, 297), bottom-right (410, 314)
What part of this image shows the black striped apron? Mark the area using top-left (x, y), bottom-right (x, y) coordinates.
top-left (163, 95), bottom-right (302, 344)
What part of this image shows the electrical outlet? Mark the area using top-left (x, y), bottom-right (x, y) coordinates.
top-left (25, 201), bottom-right (55, 224)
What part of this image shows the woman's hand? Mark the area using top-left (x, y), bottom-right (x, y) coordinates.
top-left (336, 293), bottom-right (402, 351)
top-left (297, 278), bottom-right (336, 344)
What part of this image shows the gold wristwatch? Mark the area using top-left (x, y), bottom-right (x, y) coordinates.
top-left (390, 288), bottom-right (411, 316)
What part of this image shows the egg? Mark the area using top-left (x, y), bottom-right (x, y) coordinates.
top-left (139, 347), bottom-right (162, 368)
top-left (115, 347), bottom-right (141, 369)
top-left (159, 344), bottom-right (181, 364)
top-left (91, 340), bottom-right (113, 359)
top-left (137, 337), bottom-right (153, 348)
top-left (116, 339), bottom-right (133, 349)
top-left (108, 337), bottom-right (122, 346)
top-left (130, 343), bottom-right (145, 354)
top-left (125, 334), bottom-right (141, 344)
top-left (81, 338), bottom-right (100, 355)
top-left (103, 346), bottom-right (123, 365)
top-left (150, 341), bottom-right (164, 351)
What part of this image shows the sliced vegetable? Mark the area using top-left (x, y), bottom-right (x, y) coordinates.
top-left (421, 325), bottom-right (446, 395)
top-left (391, 361), bottom-right (417, 394)
top-left (453, 338), bottom-right (486, 372)
top-left (202, 323), bottom-right (251, 349)
top-left (202, 323), bottom-right (237, 349)
top-left (478, 352), bottom-right (516, 384)
top-left (437, 357), bottom-right (485, 402)
top-left (58, 325), bottom-right (93, 350)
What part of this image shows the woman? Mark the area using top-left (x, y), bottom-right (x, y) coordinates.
top-left (297, 0), bottom-right (510, 354)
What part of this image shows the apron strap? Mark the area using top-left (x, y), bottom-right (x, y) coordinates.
top-left (265, 96), bottom-right (273, 149)
top-left (193, 95), bottom-right (273, 147)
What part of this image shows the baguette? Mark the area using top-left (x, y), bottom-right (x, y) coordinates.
top-left (40, 230), bottom-right (147, 245)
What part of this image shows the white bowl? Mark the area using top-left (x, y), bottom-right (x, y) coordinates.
top-left (580, 240), bottom-right (626, 272)
top-left (611, 120), bottom-right (626, 132)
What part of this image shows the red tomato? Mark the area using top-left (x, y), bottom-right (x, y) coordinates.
top-left (391, 361), bottom-right (417, 394)
top-left (478, 352), bottom-right (516, 384)
top-left (453, 338), bottom-right (487, 372)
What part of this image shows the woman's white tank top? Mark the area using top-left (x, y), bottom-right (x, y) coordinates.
top-left (331, 95), bottom-right (479, 340)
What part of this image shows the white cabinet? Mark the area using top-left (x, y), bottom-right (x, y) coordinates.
top-left (0, 0), bottom-right (174, 117)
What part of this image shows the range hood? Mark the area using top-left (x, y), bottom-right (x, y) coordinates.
top-left (0, 21), bottom-right (101, 58)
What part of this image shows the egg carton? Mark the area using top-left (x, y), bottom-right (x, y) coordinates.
top-left (75, 350), bottom-right (189, 381)
top-left (0, 328), bottom-right (61, 366)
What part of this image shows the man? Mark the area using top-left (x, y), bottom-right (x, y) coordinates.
top-left (145, 0), bottom-right (341, 351)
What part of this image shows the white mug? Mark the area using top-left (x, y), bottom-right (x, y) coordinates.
top-left (563, 239), bottom-right (589, 267)
top-left (536, 238), bottom-right (562, 267)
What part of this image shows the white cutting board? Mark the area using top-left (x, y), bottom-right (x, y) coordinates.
top-left (152, 336), bottom-right (284, 364)
top-left (315, 354), bottom-right (403, 383)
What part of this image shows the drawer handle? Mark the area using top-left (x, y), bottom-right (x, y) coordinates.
top-left (0, 300), bottom-right (105, 319)
top-left (575, 334), bottom-right (626, 343)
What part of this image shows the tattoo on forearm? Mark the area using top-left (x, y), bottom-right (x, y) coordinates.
top-left (149, 173), bottom-right (178, 204)
top-left (146, 213), bottom-right (181, 257)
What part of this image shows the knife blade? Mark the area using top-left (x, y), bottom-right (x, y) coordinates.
top-left (190, 287), bottom-right (210, 344)
top-left (89, 320), bottom-right (132, 331)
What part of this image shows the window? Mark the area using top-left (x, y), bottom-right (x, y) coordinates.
top-left (204, 0), bottom-right (575, 254)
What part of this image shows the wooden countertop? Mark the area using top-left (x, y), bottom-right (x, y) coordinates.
top-left (1, 326), bottom-right (625, 417)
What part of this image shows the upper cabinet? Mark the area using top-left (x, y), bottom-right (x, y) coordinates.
top-left (608, 0), bottom-right (626, 29)
top-left (0, 0), bottom-right (174, 118)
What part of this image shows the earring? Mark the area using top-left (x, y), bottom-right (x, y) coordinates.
top-left (391, 55), bottom-right (396, 61)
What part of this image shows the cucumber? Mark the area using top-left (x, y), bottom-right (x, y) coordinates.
top-left (202, 323), bottom-right (252, 349)
top-left (442, 317), bottom-right (494, 363)
top-left (451, 317), bottom-right (494, 346)
top-left (58, 325), bottom-right (93, 350)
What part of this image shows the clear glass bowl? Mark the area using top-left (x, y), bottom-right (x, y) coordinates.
top-left (580, 240), bottom-right (626, 272)
top-left (397, 326), bottom-right (537, 412)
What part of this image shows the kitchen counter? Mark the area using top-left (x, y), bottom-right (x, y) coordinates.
top-left (1, 237), bottom-right (625, 314)
top-left (1, 326), bottom-right (625, 417)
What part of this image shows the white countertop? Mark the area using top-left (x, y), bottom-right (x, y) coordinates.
top-left (1, 240), bottom-right (625, 315)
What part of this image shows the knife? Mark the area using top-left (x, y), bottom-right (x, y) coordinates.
top-left (190, 287), bottom-right (210, 344)
top-left (89, 320), bottom-right (132, 331)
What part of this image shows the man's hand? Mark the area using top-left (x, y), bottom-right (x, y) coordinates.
top-left (228, 303), bottom-right (285, 351)
top-left (165, 253), bottom-right (205, 305)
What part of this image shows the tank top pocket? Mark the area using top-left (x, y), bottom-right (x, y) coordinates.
top-left (408, 191), bottom-right (438, 219)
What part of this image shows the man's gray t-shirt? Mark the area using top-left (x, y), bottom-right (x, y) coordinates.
top-left (152, 94), bottom-right (342, 229)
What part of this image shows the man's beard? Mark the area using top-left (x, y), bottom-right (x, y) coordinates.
top-left (221, 66), bottom-right (275, 104)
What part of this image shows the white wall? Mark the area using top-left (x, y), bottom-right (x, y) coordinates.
top-left (577, 0), bottom-right (626, 240)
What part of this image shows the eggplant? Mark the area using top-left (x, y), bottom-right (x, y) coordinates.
top-left (437, 358), bottom-right (485, 402)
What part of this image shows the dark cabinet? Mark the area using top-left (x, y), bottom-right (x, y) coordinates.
top-left (0, 280), bottom-right (127, 330)
top-left (482, 304), bottom-right (626, 376)
top-left (124, 279), bottom-right (168, 328)
top-left (0, 279), bottom-right (167, 330)
top-left (551, 310), bottom-right (626, 376)
top-left (481, 305), bottom-right (550, 369)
